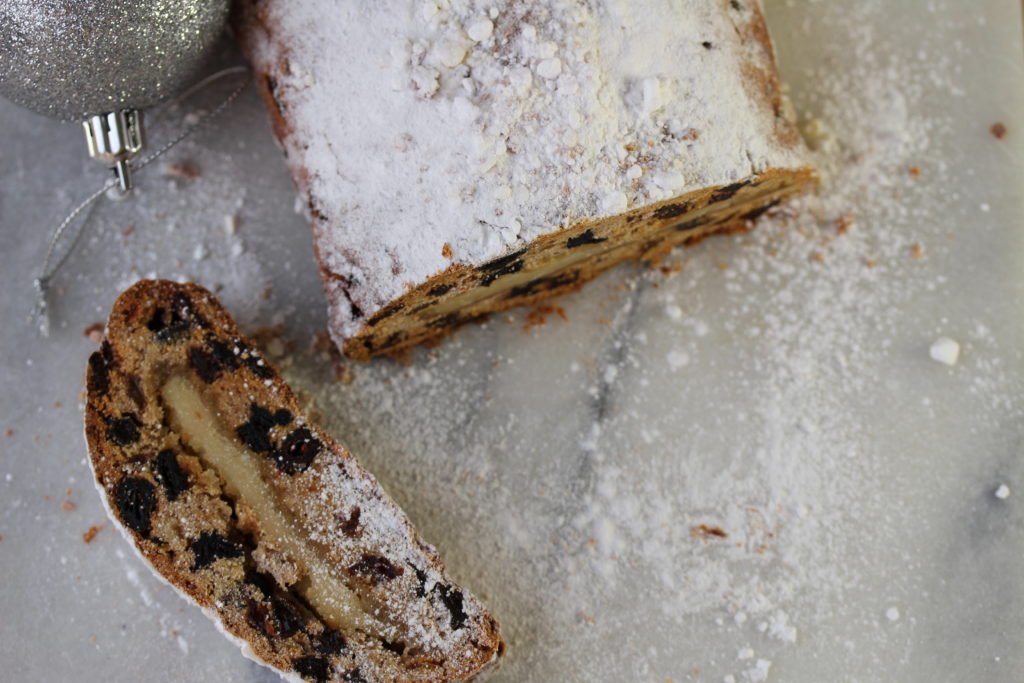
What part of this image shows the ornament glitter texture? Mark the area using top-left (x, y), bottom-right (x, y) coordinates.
top-left (0, 0), bottom-right (228, 189)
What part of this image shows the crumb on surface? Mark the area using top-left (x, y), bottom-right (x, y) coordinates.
top-left (164, 160), bottom-right (201, 179)
top-left (442, 243), bottom-right (453, 258)
top-left (524, 305), bottom-right (568, 331)
top-left (995, 484), bottom-right (1011, 500)
top-left (82, 525), bottom-right (102, 544)
top-left (83, 322), bottom-right (104, 343)
top-left (991, 122), bottom-right (1007, 140)
top-left (691, 524), bottom-right (729, 540)
top-left (929, 336), bottom-right (960, 366)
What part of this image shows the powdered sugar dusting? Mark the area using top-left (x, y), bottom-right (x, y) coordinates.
top-left (244, 0), bottom-right (806, 335)
top-left (271, 3), bottom-right (972, 681)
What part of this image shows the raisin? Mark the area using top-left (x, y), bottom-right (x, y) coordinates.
top-left (479, 249), bottom-right (527, 286)
top-left (653, 202), bottom-right (692, 220)
top-left (189, 531), bottom-right (242, 569)
top-left (480, 259), bottom-right (524, 286)
top-left (293, 656), bottom-right (330, 682)
top-left (154, 449), bottom-right (189, 501)
top-left (107, 414), bottom-right (141, 446)
top-left (275, 427), bottom-right (322, 474)
top-left (189, 347), bottom-right (224, 384)
top-left (315, 629), bottom-right (347, 655)
top-left (413, 567), bottom-right (428, 598)
top-left (114, 477), bottom-right (157, 538)
top-left (381, 639), bottom-right (405, 655)
top-left (246, 599), bottom-right (277, 638)
top-left (338, 507), bottom-right (361, 537)
top-left (566, 229), bottom-right (607, 249)
top-left (702, 41), bottom-right (713, 49)
top-left (236, 404), bottom-right (278, 453)
top-left (435, 584), bottom-right (467, 630)
top-left (673, 218), bottom-right (705, 232)
top-left (710, 180), bottom-right (750, 203)
top-left (126, 375), bottom-right (146, 410)
top-left (427, 312), bottom-right (460, 330)
top-left (347, 554), bottom-right (404, 585)
top-left (508, 271), bottom-right (579, 298)
top-left (367, 303), bottom-right (404, 326)
top-left (739, 199), bottom-right (780, 222)
top-left (272, 595), bottom-right (305, 638)
top-left (86, 343), bottom-right (114, 395)
top-left (427, 283), bottom-right (452, 297)
top-left (343, 669), bottom-right (368, 683)
top-left (273, 409), bottom-right (293, 426)
top-left (479, 248), bottom-right (527, 273)
top-left (146, 293), bottom-right (203, 342)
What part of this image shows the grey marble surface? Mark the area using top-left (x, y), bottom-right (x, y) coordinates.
top-left (2, 1), bottom-right (1024, 682)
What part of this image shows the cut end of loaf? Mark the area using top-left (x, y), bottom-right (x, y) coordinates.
top-left (340, 167), bottom-right (817, 360)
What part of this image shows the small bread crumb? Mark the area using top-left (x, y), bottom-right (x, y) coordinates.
top-left (885, 607), bottom-right (900, 622)
top-left (995, 484), bottom-right (1011, 500)
top-left (929, 337), bottom-right (960, 366)
top-left (991, 122), bottom-right (1007, 140)
top-left (83, 525), bottom-right (102, 543)
top-left (83, 322), bottom-right (104, 343)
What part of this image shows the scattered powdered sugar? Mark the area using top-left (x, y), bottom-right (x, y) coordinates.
top-left (269, 2), bottom-right (968, 680)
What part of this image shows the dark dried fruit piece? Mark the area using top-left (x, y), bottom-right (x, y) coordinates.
top-left (107, 414), bottom-right (142, 446)
top-left (86, 342), bottom-right (115, 395)
top-left (293, 656), bottom-right (330, 682)
top-left (435, 584), bottom-right (467, 630)
top-left (652, 202), bottom-right (692, 220)
top-left (154, 449), bottom-right (189, 501)
top-left (566, 228), bottom-right (607, 248)
top-left (275, 427), bottom-right (322, 474)
top-left (190, 531), bottom-right (243, 569)
top-left (246, 599), bottom-right (277, 638)
top-left (236, 404), bottom-right (279, 453)
top-left (338, 506), bottom-right (361, 537)
top-left (147, 293), bottom-right (204, 342)
top-left (315, 629), bottom-right (347, 655)
top-left (114, 477), bottom-right (157, 538)
top-left (348, 554), bottom-right (404, 585)
top-left (271, 595), bottom-right (305, 638)
top-left (710, 180), bottom-right (750, 203)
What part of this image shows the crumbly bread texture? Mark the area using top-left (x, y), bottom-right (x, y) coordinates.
top-left (238, 0), bottom-right (816, 359)
top-left (84, 280), bottom-right (503, 682)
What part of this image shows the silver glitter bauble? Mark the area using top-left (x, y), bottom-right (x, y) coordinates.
top-left (0, 0), bottom-right (229, 121)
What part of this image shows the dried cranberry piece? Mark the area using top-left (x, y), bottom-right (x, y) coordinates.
top-left (114, 477), bottom-right (157, 538)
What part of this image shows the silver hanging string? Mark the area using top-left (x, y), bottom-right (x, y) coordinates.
top-left (32, 66), bottom-right (251, 336)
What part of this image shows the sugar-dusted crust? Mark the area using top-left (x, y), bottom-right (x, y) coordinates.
top-left (84, 280), bottom-right (503, 682)
top-left (237, 0), bottom-right (815, 359)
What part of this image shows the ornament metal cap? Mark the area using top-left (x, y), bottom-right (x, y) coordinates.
top-left (83, 109), bottom-right (144, 193)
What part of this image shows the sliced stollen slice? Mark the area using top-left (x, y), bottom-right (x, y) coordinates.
top-left (84, 280), bottom-right (502, 682)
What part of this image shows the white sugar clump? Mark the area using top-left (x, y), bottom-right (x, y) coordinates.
top-left (995, 484), bottom-right (1011, 500)
top-left (885, 607), bottom-right (901, 622)
top-left (929, 336), bottom-right (960, 366)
